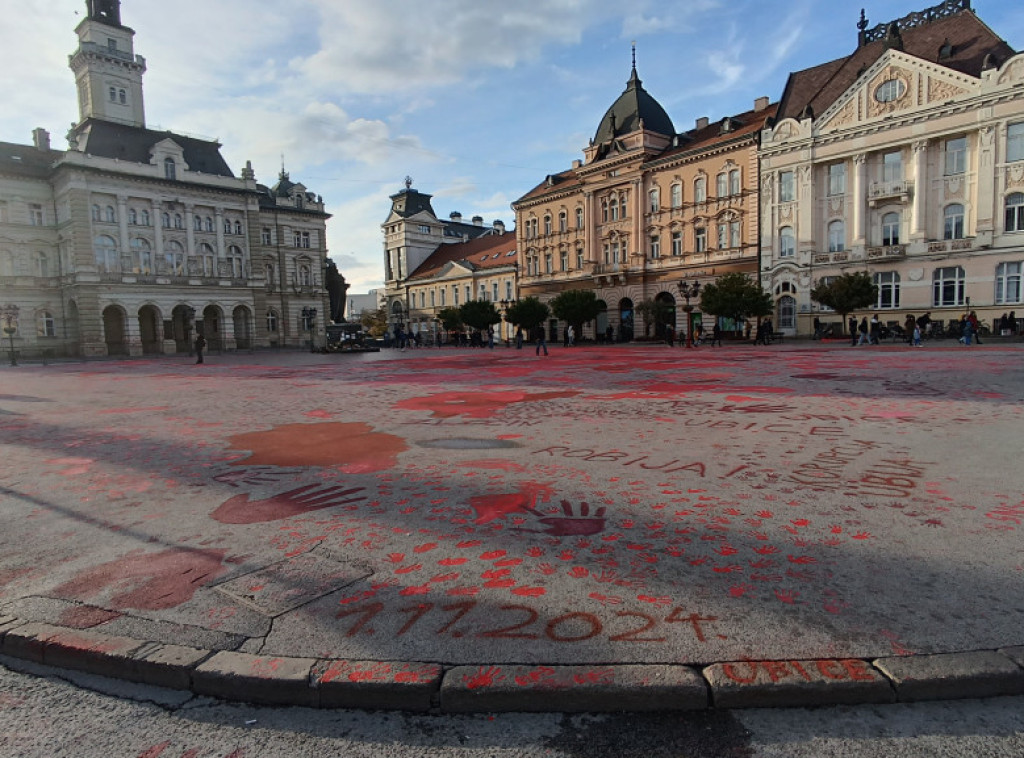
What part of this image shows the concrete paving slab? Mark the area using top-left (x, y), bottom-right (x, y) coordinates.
top-left (704, 658), bottom-right (894, 708)
top-left (998, 646), bottom-right (1024, 669)
top-left (132, 642), bottom-right (214, 690)
top-left (441, 664), bottom-right (707, 712)
top-left (0, 622), bottom-right (63, 663)
top-left (874, 651), bottom-right (1024, 701)
top-left (42, 627), bottom-right (147, 679)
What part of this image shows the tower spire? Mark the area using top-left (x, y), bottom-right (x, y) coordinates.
top-left (628, 41), bottom-right (641, 88)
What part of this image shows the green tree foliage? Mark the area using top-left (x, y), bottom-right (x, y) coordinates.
top-left (359, 306), bottom-right (388, 337)
top-left (698, 272), bottom-right (773, 333)
top-left (458, 300), bottom-right (501, 331)
top-left (635, 298), bottom-right (674, 338)
top-left (436, 307), bottom-right (464, 332)
top-left (549, 289), bottom-right (603, 336)
top-left (810, 272), bottom-right (879, 331)
top-left (504, 297), bottom-right (550, 331)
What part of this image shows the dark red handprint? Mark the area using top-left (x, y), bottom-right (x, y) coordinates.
top-left (526, 500), bottom-right (607, 537)
top-left (211, 484), bottom-right (367, 524)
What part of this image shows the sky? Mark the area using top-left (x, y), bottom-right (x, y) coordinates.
top-left (1, 1), bottom-right (1021, 294)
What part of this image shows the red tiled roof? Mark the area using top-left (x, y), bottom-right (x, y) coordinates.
top-left (407, 231), bottom-right (517, 281)
top-left (777, 8), bottom-right (1015, 122)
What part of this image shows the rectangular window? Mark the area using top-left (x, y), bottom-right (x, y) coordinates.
top-left (671, 231), bottom-right (682, 256)
top-left (430, 290), bottom-right (435, 307)
top-left (560, 250), bottom-right (568, 271)
top-left (933, 266), bottom-right (965, 307)
top-left (440, 289), bottom-right (446, 306)
top-left (730, 220), bottom-right (741, 249)
top-left (670, 184), bottom-right (682, 208)
top-left (1008, 123), bottom-right (1024, 163)
top-left (779, 171), bottom-right (795, 202)
top-left (492, 282), bottom-right (499, 300)
top-left (882, 151), bottom-right (902, 182)
top-left (716, 174), bottom-right (728, 197)
top-left (418, 225), bottom-right (431, 234)
top-left (944, 137), bottom-right (967, 175)
top-left (694, 178), bottom-right (706, 203)
top-left (505, 281), bottom-right (513, 300)
top-left (465, 285), bottom-right (470, 302)
top-left (453, 287), bottom-right (459, 306)
top-left (576, 208), bottom-right (584, 229)
top-left (29, 204), bottom-right (44, 226)
top-left (729, 170), bottom-right (741, 196)
top-left (576, 249), bottom-right (584, 269)
top-left (828, 163), bottom-right (846, 196)
top-left (874, 271), bottom-right (900, 309)
top-left (695, 227), bottom-right (706, 253)
top-left (261, 228), bottom-right (272, 245)
top-left (650, 235), bottom-right (660, 259)
top-left (718, 222), bottom-right (728, 248)
top-left (996, 262), bottom-right (1022, 304)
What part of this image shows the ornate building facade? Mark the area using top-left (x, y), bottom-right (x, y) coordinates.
top-left (511, 56), bottom-right (775, 341)
top-left (382, 180), bottom-right (509, 341)
top-left (759, 0), bottom-right (1023, 335)
top-left (0, 0), bottom-right (330, 358)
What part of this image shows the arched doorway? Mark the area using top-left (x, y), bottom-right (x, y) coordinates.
top-left (102, 305), bottom-right (128, 356)
top-left (595, 300), bottom-right (609, 341)
top-left (138, 304), bottom-right (163, 355)
top-left (202, 305), bottom-right (223, 352)
top-left (233, 305), bottom-right (252, 350)
top-left (654, 292), bottom-right (676, 339)
top-left (777, 296), bottom-right (796, 331)
top-left (66, 300), bottom-right (81, 357)
top-left (171, 304), bottom-right (193, 354)
top-left (618, 298), bottom-right (634, 343)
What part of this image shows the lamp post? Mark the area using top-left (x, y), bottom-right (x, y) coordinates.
top-left (499, 299), bottom-right (516, 347)
top-left (677, 280), bottom-right (701, 349)
top-left (2, 304), bottom-right (19, 366)
top-left (302, 306), bottom-right (317, 352)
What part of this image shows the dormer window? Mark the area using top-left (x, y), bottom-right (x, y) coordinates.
top-left (295, 195), bottom-right (304, 209)
top-left (164, 157), bottom-right (176, 181)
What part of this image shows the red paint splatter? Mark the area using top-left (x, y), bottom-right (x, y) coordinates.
top-left (226, 422), bottom-right (406, 473)
top-left (394, 390), bottom-right (578, 419)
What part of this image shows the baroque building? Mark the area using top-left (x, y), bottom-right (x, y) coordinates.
top-left (382, 178), bottom-right (509, 342)
top-left (759, 0), bottom-right (1023, 335)
top-left (0, 0), bottom-right (330, 358)
top-left (512, 53), bottom-right (775, 341)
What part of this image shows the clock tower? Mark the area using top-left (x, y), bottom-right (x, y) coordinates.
top-left (68, 0), bottom-right (147, 127)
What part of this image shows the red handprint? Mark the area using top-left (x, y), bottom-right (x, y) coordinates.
top-left (525, 500), bottom-right (608, 537)
top-left (212, 466), bottom-right (301, 487)
top-left (211, 484), bottom-right (366, 524)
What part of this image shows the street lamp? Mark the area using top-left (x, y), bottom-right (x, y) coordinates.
top-left (302, 306), bottom-right (317, 352)
top-left (677, 280), bottom-right (701, 349)
top-left (1, 304), bottom-right (19, 366)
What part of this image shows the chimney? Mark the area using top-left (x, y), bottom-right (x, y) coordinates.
top-left (696, 117), bottom-right (709, 130)
top-left (493, 220), bottom-right (505, 233)
top-left (754, 96), bottom-right (769, 112)
top-left (449, 211), bottom-right (462, 222)
top-left (571, 159), bottom-right (582, 169)
top-left (32, 128), bottom-right (51, 152)
top-left (472, 215), bottom-right (483, 226)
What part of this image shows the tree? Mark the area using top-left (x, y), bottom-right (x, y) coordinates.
top-left (360, 306), bottom-right (388, 337)
top-left (436, 307), bottom-right (464, 333)
top-left (698, 272), bottom-right (773, 334)
top-left (549, 289), bottom-right (603, 338)
top-left (635, 298), bottom-right (674, 338)
top-left (505, 297), bottom-right (550, 332)
top-left (810, 272), bottom-right (878, 333)
top-left (324, 258), bottom-right (349, 323)
top-left (459, 300), bottom-right (501, 332)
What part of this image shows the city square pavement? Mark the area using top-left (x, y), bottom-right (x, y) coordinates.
top-left (1, 339), bottom-right (1023, 711)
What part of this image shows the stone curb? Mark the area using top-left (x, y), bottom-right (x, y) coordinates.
top-left (2, 618), bottom-right (1023, 712)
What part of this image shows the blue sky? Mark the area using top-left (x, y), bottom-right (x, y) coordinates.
top-left (1, 0), bottom-right (1021, 293)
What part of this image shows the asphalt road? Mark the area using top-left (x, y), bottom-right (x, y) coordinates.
top-left (2, 656), bottom-right (1023, 758)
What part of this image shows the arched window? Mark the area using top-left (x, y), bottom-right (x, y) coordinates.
top-left (118, 89), bottom-right (126, 105)
top-left (1006, 193), bottom-right (1024, 232)
top-left (193, 215), bottom-right (202, 231)
top-left (670, 183), bottom-right (682, 209)
top-left (35, 252), bottom-right (49, 277)
top-left (37, 311), bottom-right (56, 338)
top-left (882, 212), bottom-right (900, 246)
top-left (729, 169), bottom-right (741, 195)
top-left (544, 215), bottom-right (552, 235)
top-left (777, 295), bottom-right (796, 330)
top-left (234, 220), bottom-right (242, 235)
top-left (943, 204), bottom-right (965, 240)
top-left (828, 220), bottom-right (845, 252)
top-left (558, 211), bottom-right (567, 232)
top-left (649, 188), bottom-right (660, 213)
top-left (162, 212), bottom-right (170, 228)
top-left (266, 309), bottom-right (279, 333)
top-left (299, 264), bottom-right (311, 287)
top-left (694, 176), bottom-right (706, 203)
top-left (995, 262), bottom-right (1022, 304)
top-left (164, 157), bottom-right (176, 181)
top-left (91, 204), bottom-right (101, 221)
top-left (128, 208), bottom-right (137, 225)
top-left (779, 226), bottom-right (795, 257)
top-left (105, 206), bottom-right (116, 223)
top-left (174, 213), bottom-right (183, 229)
top-left (204, 216), bottom-right (214, 232)
top-left (131, 238), bottom-right (152, 274)
top-left (93, 235), bottom-right (118, 272)
top-left (109, 87), bottom-right (117, 102)
top-left (609, 195), bottom-right (619, 221)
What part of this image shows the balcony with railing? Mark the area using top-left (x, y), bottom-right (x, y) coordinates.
top-left (868, 179), bottom-right (913, 205)
top-left (866, 244), bottom-right (908, 260)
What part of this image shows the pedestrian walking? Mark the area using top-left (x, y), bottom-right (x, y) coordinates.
top-left (960, 314), bottom-right (974, 346)
top-left (487, 326), bottom-right (495, 349)
top-left (710, 322), bottom-right (722, 347)
top-left (869, 314), bottom-right (882, 345)
top-left (515, 326), bottom-right (524, 349)
top-left (194, 333), bottom-right (206, 364)
top-left (969, 311), bottom-right (982, 345)
top-left (857, 317), bottom-right (870, 346)
top-left (913, 323), bottom-right (922, 347)
top-left (904, 314), bottom-right (917, 345)
top-left (849, 315), bottom-right (858, 346)
top-left (533, 324), bottom-right (548, 356)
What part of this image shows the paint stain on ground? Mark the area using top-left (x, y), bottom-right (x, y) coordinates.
top-left (226, 422), bottom-right (406, 473)
top-left (57, 604), bottom-right (123, 628)
top-left (52, 548), bottom-right (228, 611)
top-left (394, 390), bottom-right (579, 419)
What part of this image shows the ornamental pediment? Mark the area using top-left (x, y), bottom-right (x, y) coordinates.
top-left (817, 50), bottom-right (980, 135)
